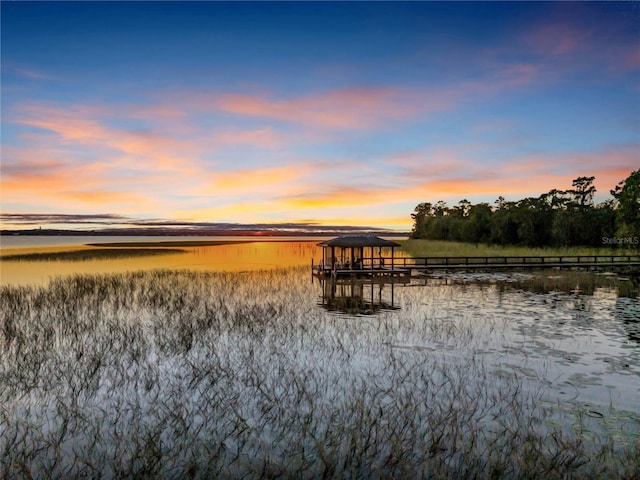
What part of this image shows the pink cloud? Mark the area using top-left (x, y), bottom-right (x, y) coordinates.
top-left (213, 127), bottom-right (285, 149)
top-left (517, 9), bottom-right (639, 76)
top-left (524, 23), bottom-right (594, 56)
top-left (4, 104), bottom-right (217, 215)
top-left (208, 77), bottom-right (547, 131)
top-left (606, 43), bottom-right (640, 74)
top-left (1, 154), bottom-right (146, 212)
top-left (213, 87), bottom-right (424, 129)
top-left (279, 143), bottom-right (638, 212)
top-left (12, 103), bottom-right (206, 174)
top-left (207, 166), bottom-right (303, 194)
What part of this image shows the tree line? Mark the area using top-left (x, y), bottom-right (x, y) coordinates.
top-left (410, 170), bottom-right (639, 247)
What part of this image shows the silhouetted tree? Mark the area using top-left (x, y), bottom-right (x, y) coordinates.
top-left (462, 203), bottom-right (491, 243)
top-left (434, 201), bottom-right (448, 217)
top-left (410, 202), bottom-right (433, 238)
top-left (611, 170), bottom-right (640, 239)
top-left (569, 176), bottom-right (597, 211)
top-left (410, 172), bottom-right (635, 248)
top-left (451, 199), bottom-right (471, 218)
top-left (514, 196), bottom-right (552, 247)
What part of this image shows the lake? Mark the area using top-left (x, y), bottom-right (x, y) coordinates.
top-left (0, 236), bottom-right (327, 286)
top-left (1, 236), bottom-right (638, 477)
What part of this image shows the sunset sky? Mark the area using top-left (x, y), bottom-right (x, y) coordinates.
top-left (2, 1), bottom-right (638, 232)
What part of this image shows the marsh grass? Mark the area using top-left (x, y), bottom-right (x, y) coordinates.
top-left (508, 271), bottom-right (640, 298)
top-left (1, 268), bottom-right (638, 479)
top-left (0, 248), bottom-right (186, 262)
top-left (86, 241), bottom-right (255, 247)
top-left (421, 269), bottom-right (640, 298)
top-left (399, 239), bottom-right (631, 258)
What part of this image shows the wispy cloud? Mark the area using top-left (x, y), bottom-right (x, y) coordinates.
top-left (210, 166), bottom-right (302, 192)
top-left (0, 213), bottom-right (127, 225)
top-left (523, 22), bottom-right (594, 57)
top-left (276, 143), bottom-right (639, 212)
top-left (13, 103), bottom-right (202, 172)
top-left (0, 212), bottom-right (393, 232)
top-left (517, 6), bottom-right (640, 75)
top-left (212, 86), bottom-right (424, 130)
top-left (212, 127), bottom-right (286, 149)
top-left (3, 64), bottom-right (57, 81)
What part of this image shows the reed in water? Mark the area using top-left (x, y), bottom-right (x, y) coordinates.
top-left (1, 268), bottom-right (638, 478)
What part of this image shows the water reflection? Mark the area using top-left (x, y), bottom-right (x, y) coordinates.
top-left (316, 276), bottom-right (408, 315)
top-left (0, 240), bottom-right (324, 286)
top-left (413, 271), bottom-right (640, 345)
top-left (415, 270), bottom-right (639, 298)
top-left (615, 297), bottom-right (640, 344)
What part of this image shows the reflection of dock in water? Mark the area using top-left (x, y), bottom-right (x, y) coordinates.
top-left (317, 276), bottom-right (408, 315)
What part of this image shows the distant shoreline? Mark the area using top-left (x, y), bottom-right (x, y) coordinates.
top-left (0, 247), bottom-right (187, 262)
top-left (1, 229), bottom-right (409, 238)
top-left (85, 240), bottom-right (298, 247)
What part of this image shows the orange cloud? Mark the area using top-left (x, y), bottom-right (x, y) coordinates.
top-left (276, 143), bottom-right (638, 213)
top-left (1, 166), bottom-right (153, 213)
top-left (59, 190), bottom-right (149, 206)
top-left (498, 145), bottom-right (638, 190)
top-left (210, 166), bottom-right (303, 192)
top-left (180, 202), bottom-right (286, 221)
top-left (13, 103), bottom-right (204, 172)
top-left (5, 101), bottom-right (323, 220)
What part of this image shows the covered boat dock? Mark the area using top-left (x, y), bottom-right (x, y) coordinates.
top-left (312, 234), bottom-right (411, 278)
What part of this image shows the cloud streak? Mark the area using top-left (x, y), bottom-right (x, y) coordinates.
top-left (177, 86), bottom-right (429, 131)
top-left (0, 212), bottom-right (393, 233)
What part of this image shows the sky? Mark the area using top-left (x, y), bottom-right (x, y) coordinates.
top-left (1, 1), bottom-right (639, 232)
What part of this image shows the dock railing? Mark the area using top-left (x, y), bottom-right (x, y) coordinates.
top-left (313, 254), bottom-right (640, 275)
top-left (392, 254), bottom-right (640, 269)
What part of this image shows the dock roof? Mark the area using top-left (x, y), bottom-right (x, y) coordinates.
top-left (318, 234), bottom-right (401, 248)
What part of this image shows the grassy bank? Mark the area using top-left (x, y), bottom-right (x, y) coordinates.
top-left (399, 239), bottom-right (630, 258)
top-left (0, 248), bottom-right (186, 262)
top-left (1, 268), bottom-right (638, 478)
top-left (86, 240), bottom-right (256, 247)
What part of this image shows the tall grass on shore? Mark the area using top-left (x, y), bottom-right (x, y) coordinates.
top-left (1, 268), bottom-right (638, 479)
top-left (399, 239), bottom-right (631, 258)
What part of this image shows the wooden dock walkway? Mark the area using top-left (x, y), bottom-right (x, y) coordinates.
top-left (400, 254), bottom-right (640, 272)
top-left (313, 254), bottom-right (640, 277)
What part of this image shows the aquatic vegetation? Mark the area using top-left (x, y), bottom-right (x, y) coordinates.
top-left (1, 268), bottom-right (638, 478)
top-left (399, 239), bottom-right (625, 258)
top-left (1, 248), bottom-right (186, 262)
top-left (419, 270), bottom-right (640, 298)
top-left (86, 240), bottom-right (255, 247)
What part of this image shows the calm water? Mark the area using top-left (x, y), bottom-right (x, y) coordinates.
top-left (0, 236), bottom-right (328, 286)
top-left (0, 235), bottom-right (328, 249)
top-left (1, 238), bottom-right (639, 475)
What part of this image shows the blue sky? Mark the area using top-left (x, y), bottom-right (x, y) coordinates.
top-left (2, 1), bottom-right (638, 231)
